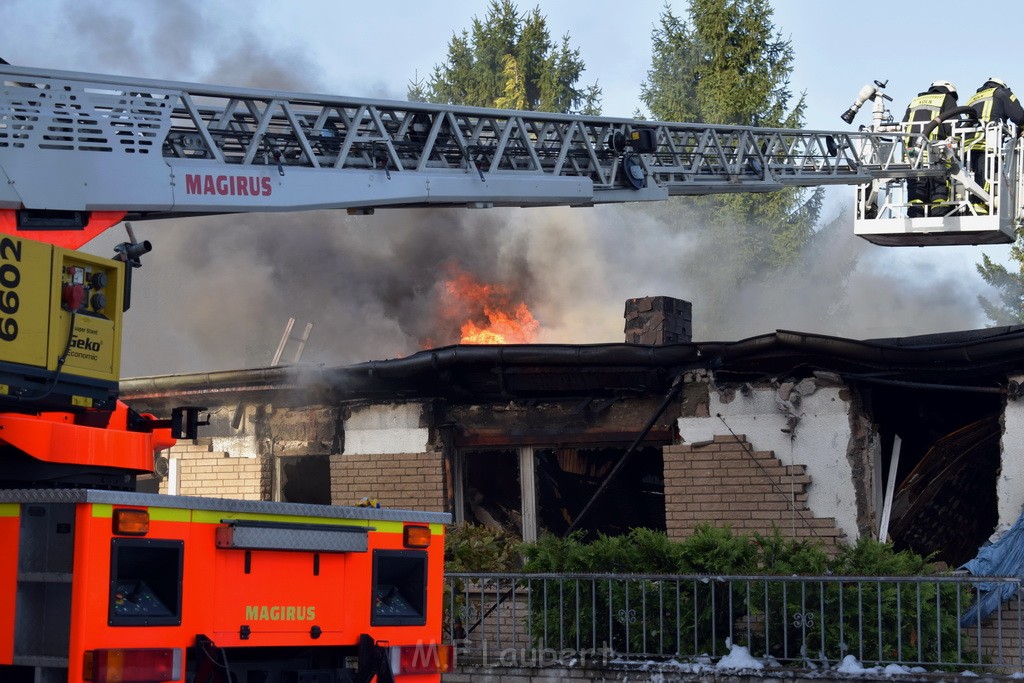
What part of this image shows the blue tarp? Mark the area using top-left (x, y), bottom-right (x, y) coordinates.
top-left (960, 509), bottom-right (1024, 627)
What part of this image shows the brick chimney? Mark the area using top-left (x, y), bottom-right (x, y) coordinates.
top-left (624, 296), bottom-right (692, 345)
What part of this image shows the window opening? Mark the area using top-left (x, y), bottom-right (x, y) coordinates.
top-left (275, 455), bottom-right (331, 504)
top-left (462, 449), bottom-right (521, 532)
top-left (536, 446), bottom-right (665, 538)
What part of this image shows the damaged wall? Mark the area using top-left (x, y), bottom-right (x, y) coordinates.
top-left (447, 396), bottom-right (676, 537)
top-left (664, 434), bottom-right (846, 551)
top-left (157, 439), bottom-right (271, 500)
top-left (331, 402), bottom-right (446, 512)
top-left (123, 335), bottom-right (1018, 561)
top-left (260, 404), bottom-right (340, 457)
top-left (154, 399), bottom-right (446, 512)
top-left (677, 374), bottom-right (863, 542)
top-left (999, 376), bottom-right (1024, 528)
top-left (257, 403), bottom-right (339, 504)
top-left (138, 376), bottom-right (863, 544)
top-left (342, 403), bottom-right (430, 454)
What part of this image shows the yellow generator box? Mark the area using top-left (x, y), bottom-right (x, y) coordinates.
top-left (3, 237), bottom-right (124, 387)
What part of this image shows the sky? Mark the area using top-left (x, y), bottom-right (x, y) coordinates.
top-left (5, 0), bottom-right (1018, 131)
top-left (4, 0), bottom-right (1024, 376)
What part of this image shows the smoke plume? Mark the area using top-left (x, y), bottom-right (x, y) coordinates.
top-left (106, 201), bottom-right (995, 376)
top-left (11, 0), bottom-right (997, 376)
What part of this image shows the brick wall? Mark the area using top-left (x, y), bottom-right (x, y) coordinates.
top-left (158, 438), bottom-right (270, 500)
top-left (664, 434), bottom-right (845, 551)
top-left (969, 591), bottom-right (1024, 673)
top-left (330, 450), bottom-right (446, 512)
top-left (452, 588), bottom-right (531, 665)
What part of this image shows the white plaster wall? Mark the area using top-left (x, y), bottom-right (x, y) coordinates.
top-left (210, 434), bottom-right (259, 458)
top-left (677, 382), bottom-right (860, 541)
top-left (998, 375), bottom-right (1024, 527)
top-left (343, 403), bottom-right (429, 455)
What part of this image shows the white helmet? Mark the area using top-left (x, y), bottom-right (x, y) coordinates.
top-left (931, 80), bottom-right (957, 96)
top-left (987, 76), bottom-right (1008, 89)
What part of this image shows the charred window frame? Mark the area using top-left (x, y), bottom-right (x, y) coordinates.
top-left (456, 445), bottom-right (665, 541)
top-left (535, 446), bottom-right (665, 537)
top-left (456, 448), bottom-right (531, 539)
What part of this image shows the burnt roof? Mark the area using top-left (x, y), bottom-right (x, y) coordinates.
top-left (120, 326), bottom-right (1024, 406)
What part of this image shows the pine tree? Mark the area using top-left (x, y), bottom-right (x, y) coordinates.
top-left (977, 248), bottom-right (1024, 325)
top-left (408, 0), bottom-right (601, 114)
top-left (639, 0), bottom-right (822, 278)
top-left (494, 55), bottom-right (527, 110)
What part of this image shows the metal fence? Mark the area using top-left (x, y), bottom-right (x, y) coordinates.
top-left (444, 572), bottom-right (1024, 672)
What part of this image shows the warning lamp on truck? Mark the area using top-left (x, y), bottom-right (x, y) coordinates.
top-left (403, 524), bottom-right (430, 548)
top-left (112, 508), bottom-right (149, 535)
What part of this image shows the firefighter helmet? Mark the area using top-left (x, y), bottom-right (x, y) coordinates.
top-left (987, 77), bottom-right (1008, 89)
top-left (931, 80), bottom-right (957, 97)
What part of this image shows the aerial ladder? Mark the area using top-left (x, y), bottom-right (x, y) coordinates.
top-left (0, 64), bottom-right (1020, 683)
top-left (0, 66), bottom-right (1018, 249)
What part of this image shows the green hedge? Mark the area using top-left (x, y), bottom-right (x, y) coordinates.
top-left (444, 524), bottom-right (973, 668)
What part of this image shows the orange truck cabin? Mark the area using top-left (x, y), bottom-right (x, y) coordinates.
top-left (0, 489), bottom-right (451, 683)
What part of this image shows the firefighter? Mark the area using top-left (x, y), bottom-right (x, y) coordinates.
top-left (966, 77), bottom-right (1024, 214)
top-left (902, 80), bottom-right (958, 217)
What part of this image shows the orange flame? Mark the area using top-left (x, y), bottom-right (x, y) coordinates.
top-left (441, 265), bottom-right (540, 345)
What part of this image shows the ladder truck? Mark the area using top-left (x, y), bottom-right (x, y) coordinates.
top-left (0, 64), bottom-right (1018, 683)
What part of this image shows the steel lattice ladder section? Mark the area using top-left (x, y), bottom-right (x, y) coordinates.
top-left (0, 65), bottom-right (944, 218)
top-left (159, 97), bottom-right (915, 191)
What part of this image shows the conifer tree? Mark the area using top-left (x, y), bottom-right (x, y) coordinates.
top-left (977, 249), bottom-right (1024, 325)
top-left (408, 0), bottom-right (600, 114)
top-left (640, 0), bottom-right (821, 277)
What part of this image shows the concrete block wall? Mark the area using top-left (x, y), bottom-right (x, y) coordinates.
top-left (330, 450), bottom-right (446, 512)
top-left (158, 438), bottom-right (271, 500)
top-left (664, 434), bottom-right (845, 551)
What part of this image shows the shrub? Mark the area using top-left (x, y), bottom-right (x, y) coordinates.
top-left (509, 526), bottom-right (972, 667)
top-left (445, 523), bottom-right (522, 573)
top-left (443, 523), bottom-right (524, 647)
